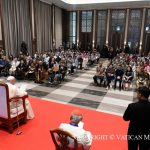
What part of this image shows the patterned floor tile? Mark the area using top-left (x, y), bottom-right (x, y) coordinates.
top-left (81, 89), bottom-right (107, 96)
top-left (106, 92), bottom-right (133, 101)
top-left (44, 93), bottom-right (72, 103)
top-left (52, 89), bottom-right (79, 97)
top-left (61, 85), bottom-right (83, 92)
top-left (87, 84), bottom-right (107, 92)
top-left (70, 80), bottom-right (90, 85)
top-left (27, 89), bottom-right (49, 97)
top-left (73, 77), bottom-right (93, 83)
top-left (64, 82), bottom-right (88, 89)
top-left (31, 85), bottom-right (56, 93)
top-left (76, 93), bottom-right (104, 102)
top-left (80, 74), bottom-right (94, 78)
top-left (69, 98), bottom-right (100, 109)
top-left (107, 89), bottom-right (134, 97)
top-left (101, 97), bottom-right (131, 107)
top-left (39, 82), bottom-right (62, 88)
top-left (97, 103), bottom-right (126, 115)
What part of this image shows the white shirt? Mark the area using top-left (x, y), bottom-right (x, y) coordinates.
top-left (59, 123), bottom-right (92, 149)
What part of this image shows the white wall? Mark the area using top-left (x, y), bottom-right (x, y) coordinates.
top-left (55, 6), bottom-right (62, 48)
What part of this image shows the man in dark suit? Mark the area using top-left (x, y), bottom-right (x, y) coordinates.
top-left (123, 86), bottom-right (150, 150)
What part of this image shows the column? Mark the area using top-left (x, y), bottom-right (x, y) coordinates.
top-left (124, 9), bottom-right (129, 47)
top-left (30, 0), bottom-right (36, 54)
top-left (106, 9), bottom-right (110, 45)
top-left (139, 8), bottom-right (146, 55)
top-left (77, 10), bottom-right (80, 48)
top-left (51, 4), bottom-right (55, 50)
top-left (92, 10), bottom-right (96, 49)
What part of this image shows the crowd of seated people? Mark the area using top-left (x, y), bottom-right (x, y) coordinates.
top-left (0, 49), bottom-right (100, 85)
top-left (93, 51), bottom-right (150, 90)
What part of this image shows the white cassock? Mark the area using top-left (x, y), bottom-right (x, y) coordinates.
top-left (6, 82), bottom-right (34, 119)
top-left (59, 123), bottom-right (92, 150)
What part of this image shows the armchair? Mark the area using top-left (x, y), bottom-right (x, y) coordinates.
top-left (0, 83), bottom-right (27, 133)
top-left (50, 128), bottom-right (79, 150)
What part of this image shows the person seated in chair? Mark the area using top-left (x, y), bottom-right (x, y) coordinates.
top-left (26, 62), bottom-right (35, 80)
top-left (105, 63), bottom-right (115, 90)
top-left (136, 66), bottom-right (149, 88)
top-left (59, 61), bottom-right (67, 81)
top-left (0, 57), bottom-right (5, 76)
top-left (16, 60), bottom-right (27, 80)
top-left (6, 76), bottom-right (34, 119)
top-left (122, 66), bottom-right (133, 91)
top-left (93, 63), bottom-right (105, 86)
top-left (59, 109), bottom-right (92, 150)
top-left (114, 64), bottom-right (124, 91)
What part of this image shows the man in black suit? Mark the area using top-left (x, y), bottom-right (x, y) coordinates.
top-left (123, 86), bottom-right (150, 150)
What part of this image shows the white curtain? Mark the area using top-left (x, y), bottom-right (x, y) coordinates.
top-left (55, 6), bottom-right (62, 48)
top-left (1, 0), bottom-right (32, 56)
top-left (35, 0), bottom-right (52, 52)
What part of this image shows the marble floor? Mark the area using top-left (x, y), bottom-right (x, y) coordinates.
top-left (12, 59), bottom-right (136, 116)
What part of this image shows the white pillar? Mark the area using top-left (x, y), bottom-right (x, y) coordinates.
top-left (92, 10), bottom-right (96, 49)
top-left (106, 9), bottom-right (110, 45)
top-left (139, 8), bottom-right (146, 55)
top-left (52, 4), bottom-right (55, 49)
top-left (124, 9), bottom-right (129, 47)
top-left (77, 10), bottom-right (80, 48)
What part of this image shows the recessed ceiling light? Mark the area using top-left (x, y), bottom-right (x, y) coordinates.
top-left (61, 0), bottom-right (144, 4)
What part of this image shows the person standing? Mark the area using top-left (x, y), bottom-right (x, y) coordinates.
top-left (123, 86), bottom-right (150, 150)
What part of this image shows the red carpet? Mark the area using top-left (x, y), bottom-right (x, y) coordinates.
top-left (0, 97), bottom-right (128, 150)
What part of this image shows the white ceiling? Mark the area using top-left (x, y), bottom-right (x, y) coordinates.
top-left (40, 0), bottom-right (150, 10)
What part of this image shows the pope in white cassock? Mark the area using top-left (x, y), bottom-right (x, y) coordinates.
top-left (59, 109), bottom-right (92, 149)
top-left (6, 76), bottom-right (34, 119)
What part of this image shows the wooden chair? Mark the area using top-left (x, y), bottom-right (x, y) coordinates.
top-left (50, 128), bottom-right (79, 150)
top-left (0, 83), bottom-right (27, 133)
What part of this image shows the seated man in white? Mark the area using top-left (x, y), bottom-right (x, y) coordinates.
top-left (59, 109), bottom-right (92, 150)
top-left (6, 76), bottom-right (34, 119)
